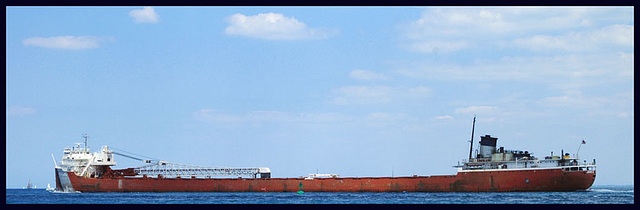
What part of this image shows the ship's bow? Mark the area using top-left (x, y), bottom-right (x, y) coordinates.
top-left (54, 167), bottom-right (76, 192)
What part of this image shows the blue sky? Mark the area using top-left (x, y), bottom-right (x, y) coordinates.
top-left (6, 6), bottom-right (634, 188)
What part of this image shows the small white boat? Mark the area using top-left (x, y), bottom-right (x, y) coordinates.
top-left (46, 183), bottom-right (55, 192)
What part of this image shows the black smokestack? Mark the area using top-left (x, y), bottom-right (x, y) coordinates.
top-left (479, 135), bottom-right (498, 158)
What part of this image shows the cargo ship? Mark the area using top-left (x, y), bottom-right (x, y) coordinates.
top-left (53, 119), bottom-right (596, 193)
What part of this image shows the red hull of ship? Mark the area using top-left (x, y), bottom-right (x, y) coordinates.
top-left (64, 168), bottom-right (595, 192)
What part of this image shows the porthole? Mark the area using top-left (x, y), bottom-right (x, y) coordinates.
top-left (525, 178), bottom-right (530, 183)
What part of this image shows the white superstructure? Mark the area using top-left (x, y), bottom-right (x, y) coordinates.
top-left (456, 134), bottom-right (596, 173)
top-left (55, 134), bottom-right (271, 179)
top-left (58, 134), bottom-right (116, 178)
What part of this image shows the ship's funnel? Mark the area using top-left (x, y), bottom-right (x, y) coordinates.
top-left (479, 135), bottom-right (498, 158)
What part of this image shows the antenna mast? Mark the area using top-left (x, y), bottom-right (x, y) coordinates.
top-left (83, 133), bottom-right (89, 149)
top-left (468, 116), bottom-right (476, 161)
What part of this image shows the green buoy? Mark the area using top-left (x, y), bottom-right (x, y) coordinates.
top-left (297, 182), bottom-right (304, 194)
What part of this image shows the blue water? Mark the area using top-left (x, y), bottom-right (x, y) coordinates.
top-left (5, 185), bottom-right (633, 204)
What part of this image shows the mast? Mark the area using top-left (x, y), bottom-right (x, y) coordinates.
top-left (468, 116), bottom-right (476, 161)
top-left (51, 153), bottom-right (58, 168)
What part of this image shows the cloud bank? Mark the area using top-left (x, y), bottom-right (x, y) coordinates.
top-left (402, 7), bottom-right (634, 54)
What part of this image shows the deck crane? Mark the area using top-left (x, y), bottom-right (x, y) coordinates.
top-left (109, 148), bottom-right (271, 179)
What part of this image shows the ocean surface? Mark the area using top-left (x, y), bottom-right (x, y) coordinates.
top-left (5, 185), bottom-right (634, 204)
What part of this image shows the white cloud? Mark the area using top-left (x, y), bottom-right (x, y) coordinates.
top-left (455, 106), bottom-right (497, 114)
top-left (396, 52), bottom-right (633, 92)
top-left (365, 112), bottom-right (408, 121)
top-left (403, 40), bottom-right (471, 54)
top-left (396, 7), bottom-right (633, 121)
top-left (193, 109), bottom-right (420, 130)
top-left (193, 109), bottom-right (352, 124)
top-left (433, 115), bottom-right (454, 120)
top-left (332, 86), bottom-right (394, 105)
top-left (129, 7), bottom-right (160, 23)
top-left (616, 112), bottom-right (629, 118)
top-left (22, 36), bottom-right (111, 50)
top-left (331, 85), bottom-right (431, 105)
top-left (513, 24), bottom-right (634, 52)
top-left (224, 13), bottom-right (336, 40)
top-left (363, 112), bottom-right (412, 127)
top-left (349, 70), bottom-right (388, 81)
top-left (406, 7), bottom-right (631, 39)
top-left (537, 92), bottom-right (611, 109)
top-left (405, 7), bottom-right (513, 39)
top-left (405, 86), bottom-right (432, 99)
top-left (6, 106), bottom-right (36, 116)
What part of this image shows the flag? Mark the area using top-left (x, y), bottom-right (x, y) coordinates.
top-left (582, 140), bottom-right (586, 144)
